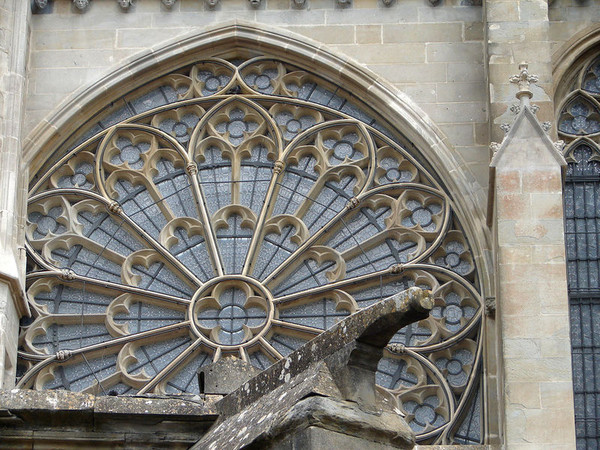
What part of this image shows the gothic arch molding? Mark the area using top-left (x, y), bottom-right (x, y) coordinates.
top-left (553, 25), bottom-right (600, 448)
top-left (553, 23), bottom-right (600, 106)
top-left (19, 22), bottom-right (490, 444)
top-left (23, 22), bottom-right (491, 295)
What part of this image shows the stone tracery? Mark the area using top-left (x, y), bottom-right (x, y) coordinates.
top-left (19, 55), bottom-right (483, 445)
top-left (558, 52), bottom-right (600, 449)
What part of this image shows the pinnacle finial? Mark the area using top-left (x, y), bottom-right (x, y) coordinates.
top-left (509, 62), bottom-right (539, 107)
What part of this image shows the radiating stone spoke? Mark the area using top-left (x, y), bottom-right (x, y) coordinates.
top-left (258, 336), bottom-right (284, 360)
top-left (270, 319), bottom-right (323, 339)
top-left (22, 55), bottom-right (483, 444)
top-left (137, 338), bottom-right (204, 394)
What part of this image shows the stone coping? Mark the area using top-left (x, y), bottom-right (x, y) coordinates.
top-left (0, 388), bottom-right (220, 419)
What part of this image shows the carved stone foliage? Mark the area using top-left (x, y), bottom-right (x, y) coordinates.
top-left (20, 56), bottom-right (484, 445)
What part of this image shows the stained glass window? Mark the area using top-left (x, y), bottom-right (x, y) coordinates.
top-left (20, 55), bottom-right (483, 445)
top-left (559, 55), bottom-right (600, 449)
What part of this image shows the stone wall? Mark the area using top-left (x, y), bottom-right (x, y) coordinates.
top-left (0, 0), bottom-right (30, 389)
top-left (485, 0), bottom-right (555, 143)
top-left (549, 0), bottom-right (600, 57)
top-left (25, 0), bottom-right (488, 194)
top-left (4, 0), bottom-right (600, 447)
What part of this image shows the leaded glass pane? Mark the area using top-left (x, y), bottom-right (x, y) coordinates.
top-left (562, 131), bottom-right (600, 447)
top-left (21, 54), bottom-right (484, 445)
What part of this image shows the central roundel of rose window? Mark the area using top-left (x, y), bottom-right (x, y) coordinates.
top-left (191, 277), bottom-right (272, 346)
top-left (20, 56), bottom-right (484, 444)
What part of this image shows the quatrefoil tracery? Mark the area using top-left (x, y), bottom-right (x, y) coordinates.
top-left (21, 56), bottom-right (483, 445)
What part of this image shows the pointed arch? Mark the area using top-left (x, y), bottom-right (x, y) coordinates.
top-left (553, 24), bottom-right (600, 104)
top-left (563, 136), bottom-right (600, 163)
top-left (23, 22), bottom-right (491, 294)
top-left (21, 22), bottom-right (491, 445)
top-left (557, 90), bottom-right (600, 136)
top-left (554, 26), bottom-right (600, 448)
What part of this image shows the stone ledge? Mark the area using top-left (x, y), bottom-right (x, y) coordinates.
top-left (0, 429), bottom-right (199, 449)
top-left (0, 388), bottom-right (220, 447)
top-left (0, 388), bottom-right (220, 417)
top-left (257, 395), bottom-right (415, 449)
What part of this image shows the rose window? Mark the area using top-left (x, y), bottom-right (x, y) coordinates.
top-left (20, 56), bottom-right (484, 445)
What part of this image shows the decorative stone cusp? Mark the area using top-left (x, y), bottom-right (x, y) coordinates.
top-left (189, 276), bottom-right (273, 347)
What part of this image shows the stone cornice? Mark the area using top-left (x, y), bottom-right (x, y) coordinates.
top-left (31, 0), bottom-right (480, 14)
top-left (0, 389), bottom-right (219, 447)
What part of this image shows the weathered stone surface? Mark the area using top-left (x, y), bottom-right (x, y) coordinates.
top-left (256, 396), bottom-right (414, 449)
top-left (195, 287), bottom-right (432, 450)
top-left (414, 447), bottom-right (488, 450)
top-left (0, 388), bottom-right (95, 412)
top-left (219, 287), bottom-right (432, 417)
top-left (195, 362), bottom-right (412, 450)
top-left (0, 389), bottom-right (220, 448)
top-left (198, 356), bottom-right (261, 395)
top-left (274, 426), bottom-right (403, 450)
top-left (0, 388), bottom-right (219, 418)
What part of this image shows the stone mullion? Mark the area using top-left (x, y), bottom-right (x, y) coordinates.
top-left (270, 319), bottom-right (323, 339)
top-left (240, 160), bottom-right (283, 277)
top-left (187, 166), bottom-right (224, 277)
top-left (105, 203), bottom-right (205, 289)
top-left (258, 336), bottom-right (283, 361)
top-left (25, 270), bottom-right (192, 308)
top-left (16, 321), bottom-right (192, 390)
